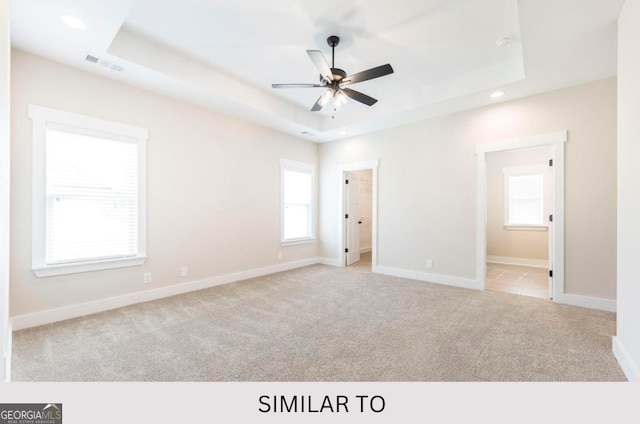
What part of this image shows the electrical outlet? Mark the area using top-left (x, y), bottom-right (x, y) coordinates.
top-left (143, 272), bottom-right (152, 284)
top-left (426, 259), bottom-right (433, 269)
top-left (180, 266), bottom-right (188, 277)
top-left (277, 252), bottom-right (283, 260)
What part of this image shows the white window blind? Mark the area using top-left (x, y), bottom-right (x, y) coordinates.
top-left (45, 127), bottom-right (139, 264)
top-left (281, 159), bottom-right (315, 244)
top-left (29, 104), bottom-right (147, 277)
top-left (506, 173), bottom-right (544, 226)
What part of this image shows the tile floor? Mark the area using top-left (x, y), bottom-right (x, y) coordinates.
top-left (486, 262), bottom-right (550, 299)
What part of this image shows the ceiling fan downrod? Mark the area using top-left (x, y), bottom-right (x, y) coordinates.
top-left (327, 35), bottom-right (339, 69)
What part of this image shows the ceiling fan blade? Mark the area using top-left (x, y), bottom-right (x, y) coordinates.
top-left (272, 83), bottom-right (323, 89)
top-left (341, 88), bottom-right (378, 106)
top-left (310, 94), bottom-right (325, 112)
top-left (307, 50), bottom-right (334, 83)
top-left (341, 64), bottom-right (394, 86)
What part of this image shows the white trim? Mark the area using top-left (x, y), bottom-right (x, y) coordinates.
top-left (280, 159), bottom-right (316, 244)
top-left (280, 237), bottom-right (315, 247)
top-left (28, 104), bottom-right (148, 277)
top-left (502, 165), bottom-right (547, 175)
top-left (319, 257), bottom-right (341, 267)
top-left (503, 225), bottom-right (548, 231)
top-left (33, 256), bottom-right (147, 277)
top-left (476, 130), bottom-right (566, 303)
top-left (0, 0), bottom-right (9, 384)
top-left (613, 336), bottom-right (639, 382)
top-left (555, 293), bottom-right (616, 313)
top-left (28, 105), bottom-right (149, 140)
top-left (374, 266), bottom-right (482, 291)
top-left (487, 255), bottom-right (548, 268)
top-left (360, 246), bottom-right (372, 254)
top-left (338, 160), bottom-right (379, 268)
top-left (11, 257), bottom-right (322, 331)
top-left (279, 158), bottom-right (315, 172)
top-left (475, 131), bottom-right (567, 154)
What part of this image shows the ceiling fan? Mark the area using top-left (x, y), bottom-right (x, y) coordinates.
top-left (272, 35), bottom-right (394, 112)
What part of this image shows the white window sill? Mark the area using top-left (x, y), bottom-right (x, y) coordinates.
top-left (281, 237), bottom-right (315, 247)
top-left (503, 225), bottom-right (548, 231)
top-left (32, 255), bottom-right (147, 277)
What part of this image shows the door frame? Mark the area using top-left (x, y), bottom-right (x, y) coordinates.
top-left (475, 131), bottom-right (566, 300)
top-left (338, 160), bottom-right (379, 268)
top-left (344, 170), bottom-right (361, 266)
top-left (0, 0), bottom-right (10, 382)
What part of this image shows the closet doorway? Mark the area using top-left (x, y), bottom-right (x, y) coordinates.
top-left (338, 160), bottom-right (379, 270)
top-left (344, 169), bottom-right (373, 267)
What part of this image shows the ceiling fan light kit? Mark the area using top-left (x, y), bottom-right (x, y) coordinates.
top-left (272, 35), bottom-right (394, 112)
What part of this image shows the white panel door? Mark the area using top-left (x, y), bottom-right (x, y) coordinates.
top-left (548, 166), bottom-right (554, 299)
top-left (345, 172), bottom-right (360, 266)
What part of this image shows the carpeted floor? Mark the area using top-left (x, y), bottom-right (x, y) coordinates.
top-left (11, 253), bottom-right (626, 381)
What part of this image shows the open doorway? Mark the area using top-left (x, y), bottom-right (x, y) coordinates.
top-left (344, 169), bottom-right (373, 268)
top-left (338, 160), bottom-right (378, 270)
top-left (485, 146), bottom-right (552, 299)
top-left (475, 131), bottom-right (566, 302)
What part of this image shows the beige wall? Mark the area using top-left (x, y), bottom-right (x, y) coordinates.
top-left (352, 169), bottom-right (373, 251)
top-left (320, 77), bottom-right (617, 300)
top-left (10, 49), bottom-right (318, 317)
top-left (616, 0), bottom-right (640, 380)
top-left (486, 147), bottom-right (551, 262)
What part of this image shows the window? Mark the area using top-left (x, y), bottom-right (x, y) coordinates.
top-left (280, 159), bottom-right (315, 245)
top-left (29, 105), bottom-right (148, 277)
top-left (504, 167), bottom-right (545, 227)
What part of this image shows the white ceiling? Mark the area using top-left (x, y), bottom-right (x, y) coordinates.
top-left (10, 0), bottom-right (624, 142)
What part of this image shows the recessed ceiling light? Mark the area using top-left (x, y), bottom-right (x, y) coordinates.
top-left (490, 91), bottom-right (505, 99)
top-left (62, 15), bottom-right (86, 30)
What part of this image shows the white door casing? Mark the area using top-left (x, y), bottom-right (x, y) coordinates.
top-left (548, 174), bottom-right (554, 299)
top-left (0, 0), bottom-right (11, 382)
top-left (476, 131), bottom-right (566, 302)
top-left (345, 171), bottom-right (360, 265)
top-left (338, 160), bottom-right (379, 269)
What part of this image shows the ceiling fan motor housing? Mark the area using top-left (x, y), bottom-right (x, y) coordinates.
top-left (320, 68), bottom-right (346, 84)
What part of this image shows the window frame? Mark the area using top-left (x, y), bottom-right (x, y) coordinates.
top-left (280, 158), bottom-right (316, 246)
top-left (503, 166), bottom-right (548, 231)
top-left (29, 104), bottom-right (148, 277)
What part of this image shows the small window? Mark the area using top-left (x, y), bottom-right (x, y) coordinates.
top-left (504, 167), bottom-right (545, 227)
top-left (29, 105), bottom-right (148, 277)
top-left (280, 159), bottom-right (315, 245)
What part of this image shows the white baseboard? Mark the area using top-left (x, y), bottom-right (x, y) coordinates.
top-left (613, 336), bottom-right (639, 382)
top-left (319, 257), bottom-right (342, 267)
top-left (360, 247), bottom-right (372, 254)
top-left (555, 293), bottom-right (616, 313)
top-left (374, 266), bottom-right (481, 291)
top-left (11, 257), bottom-right (321, 331)
top-left (487, 255), bottom-right (548, 268)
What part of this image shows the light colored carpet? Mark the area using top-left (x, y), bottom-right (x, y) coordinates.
top-left (11, 253), bottom-right (626, 381)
